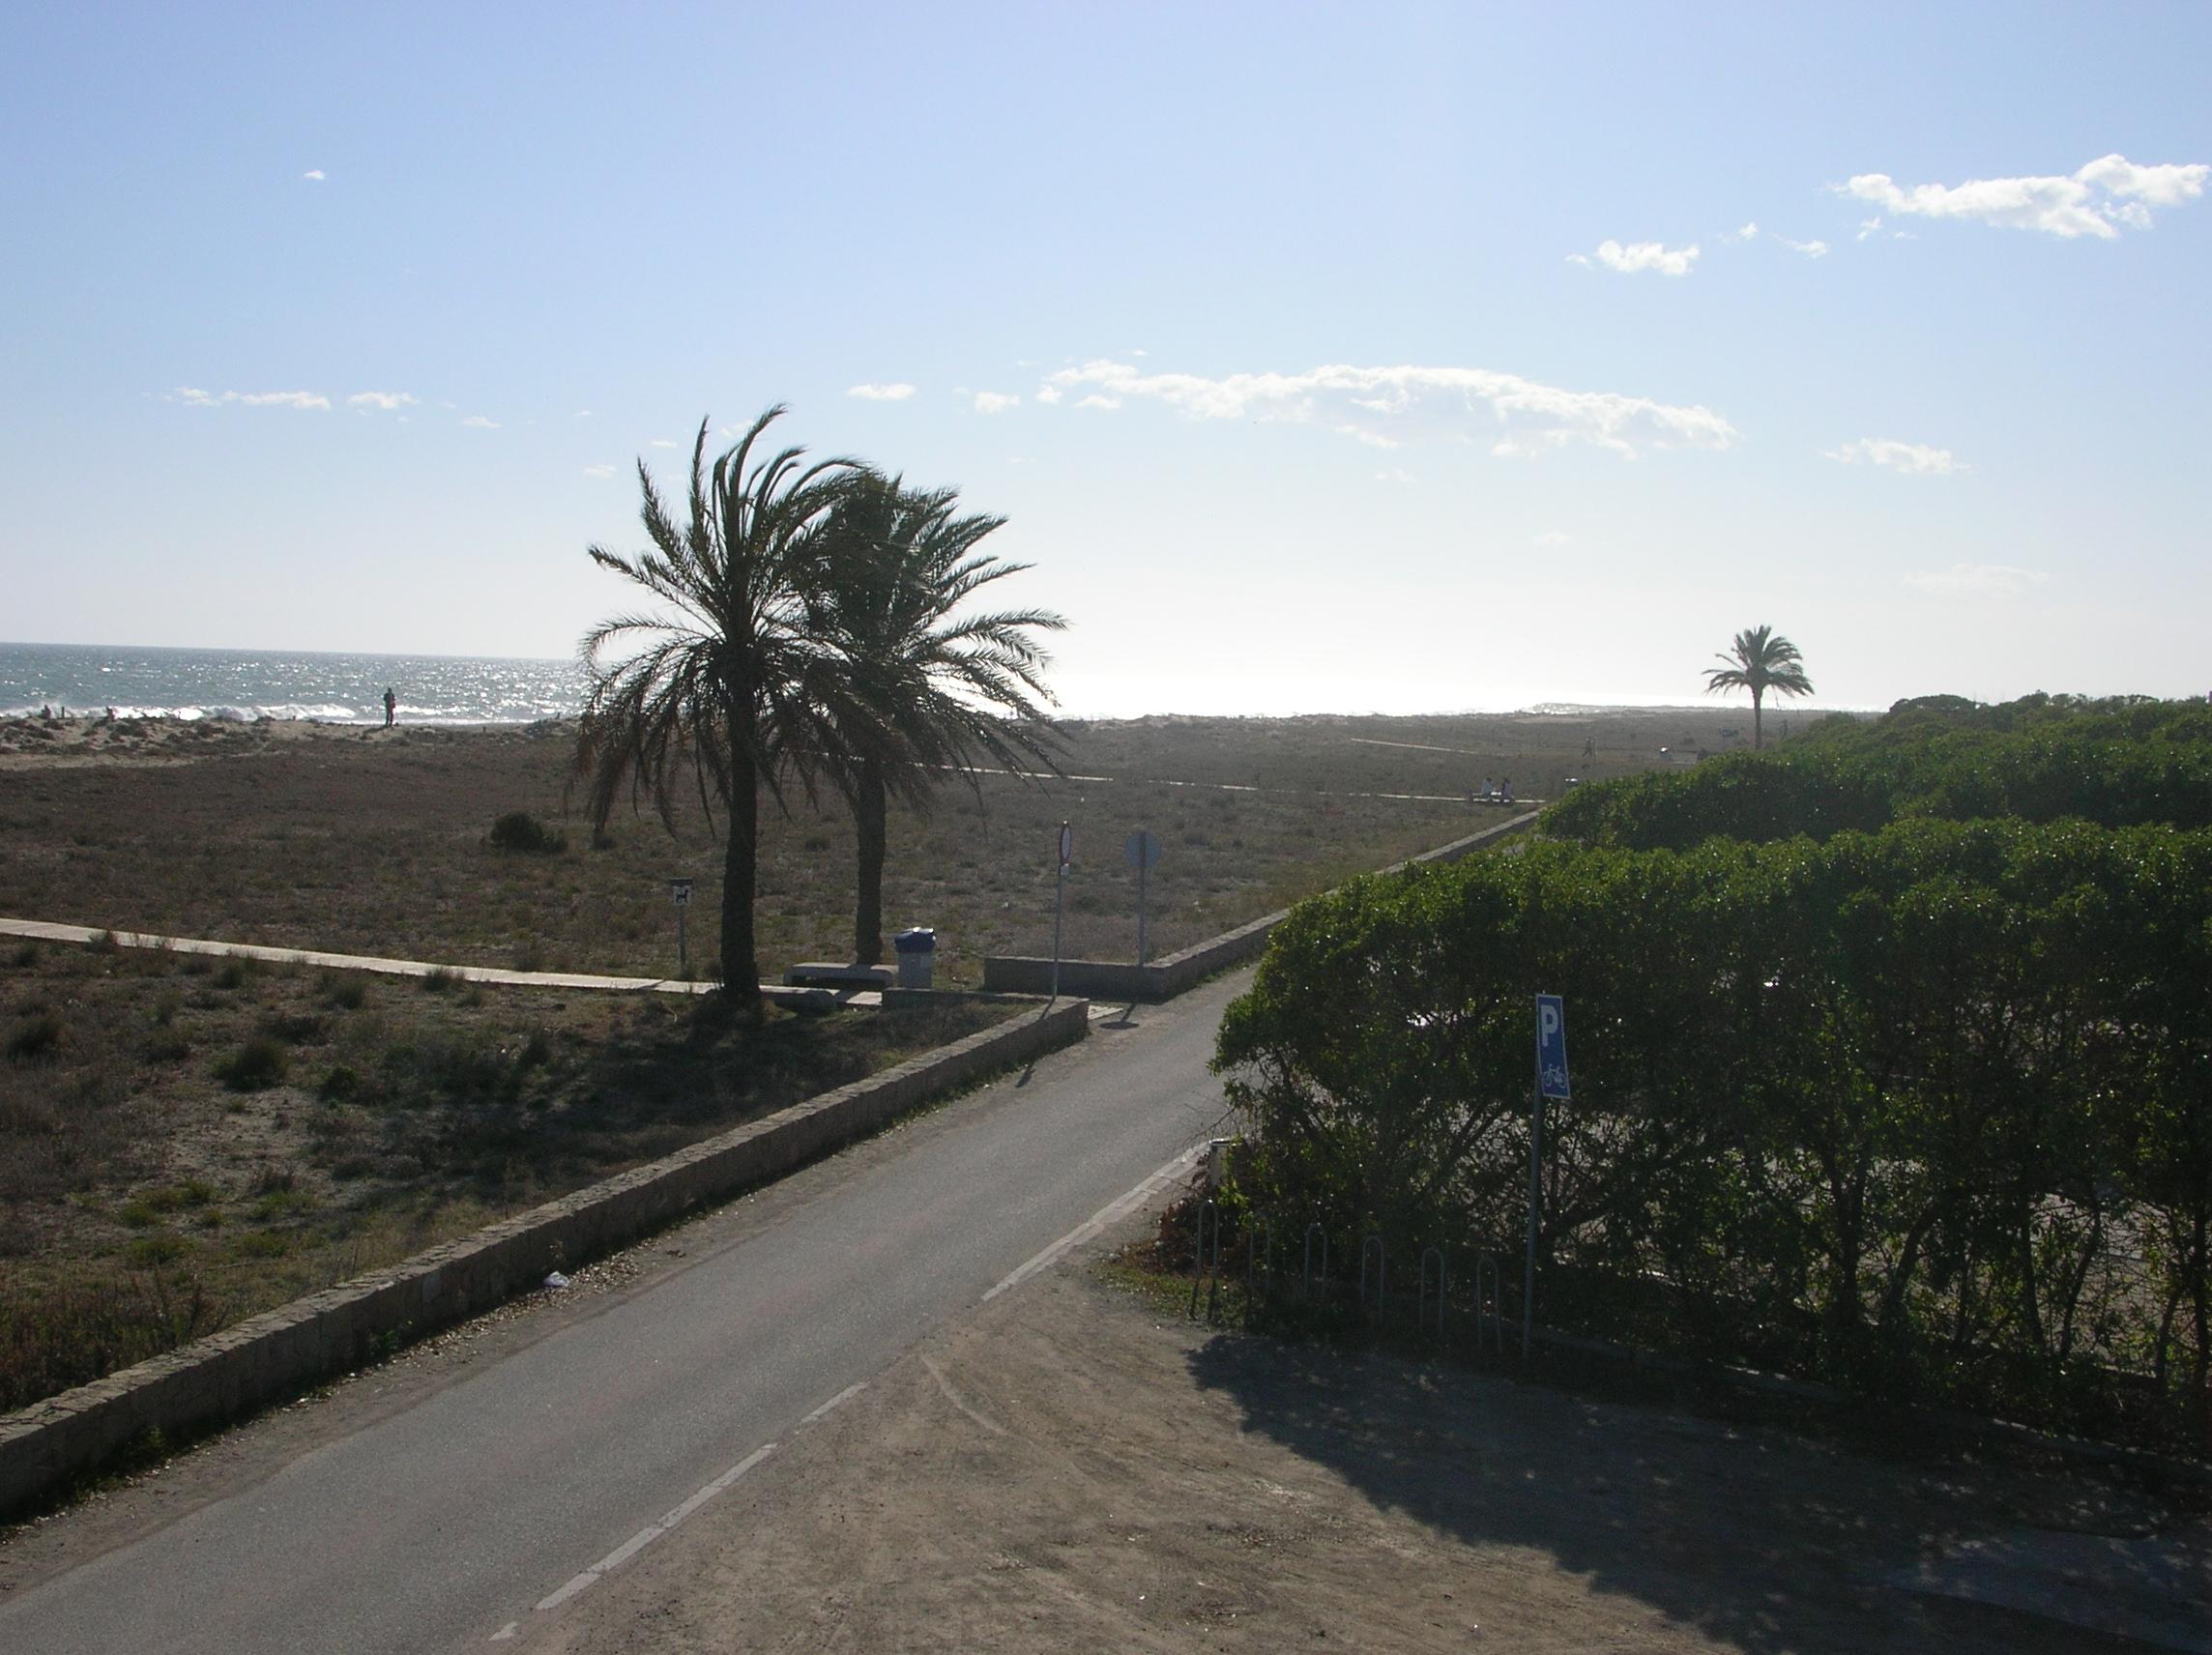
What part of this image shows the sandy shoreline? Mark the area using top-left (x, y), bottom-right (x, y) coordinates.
top-left (0, 712), bottom-right (575, 769)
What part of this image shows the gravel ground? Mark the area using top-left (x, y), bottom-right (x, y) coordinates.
top-left (535, 1226), bottom-right (2204, 1655)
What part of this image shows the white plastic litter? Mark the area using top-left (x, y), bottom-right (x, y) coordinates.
top-left (543, 1271), bottom-right (570, 1291)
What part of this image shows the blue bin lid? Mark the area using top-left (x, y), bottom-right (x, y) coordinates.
top-left (893, 927), bottom-right (936, 952)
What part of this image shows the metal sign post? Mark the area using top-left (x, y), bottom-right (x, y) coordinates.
top-left (1527, 993), bottom-right (1569, 1357)
top-left (670, 879), bottom-right (693, 978)
top-left (1123, 828), bottom-right (1162, 966)
top-left (1050, 822), bottom-right (1072, 1001)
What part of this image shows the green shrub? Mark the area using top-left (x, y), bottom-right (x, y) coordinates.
top-left (489, 811), bottom-right (567, 854)
top-left (319, 1063), bottom-right (364, 1101)
top-left (1219, 816), bottom-right (2212, 1451)
top-left (125, 1234), bottom-right (193, 1267)
top-left (6, 1014), bottom-right (63, 1062)
top-left (322, 973), bottom-right (369, 1010)
top-left (216, 1035), bottom-right (289, 1091)
top-left (141, 1029), bottom-right (193, 1063)
top-left (249, 1189), bottom-right (313, 1222)
top-left (258, 1010), bottom-right (326, 1043)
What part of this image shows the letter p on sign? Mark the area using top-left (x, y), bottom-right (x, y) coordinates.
top-left (1536, 994), bottom-right (1570, 1099)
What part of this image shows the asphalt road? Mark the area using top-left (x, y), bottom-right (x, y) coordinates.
top-left (0, 974), bottom-right (1246, 1654)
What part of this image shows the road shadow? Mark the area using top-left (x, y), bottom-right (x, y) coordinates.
top-left (1184, 1330), bottom-right (2188, 1653)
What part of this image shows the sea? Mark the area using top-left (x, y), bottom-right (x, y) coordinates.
top-left (0, 642), bottom-right (585, 726)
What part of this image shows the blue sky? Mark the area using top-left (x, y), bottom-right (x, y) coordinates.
top-left (3, 2), bottom-right (2206, 714)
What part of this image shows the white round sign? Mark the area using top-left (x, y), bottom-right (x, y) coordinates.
top-left (1058, 822), bottom-right (1073, 866)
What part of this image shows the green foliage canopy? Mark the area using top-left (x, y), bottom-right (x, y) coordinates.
top-left (1216, 815), bottom-right (2212, 1448)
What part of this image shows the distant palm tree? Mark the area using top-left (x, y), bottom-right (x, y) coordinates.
top-left (1703, 624), bottom-right (1814, 750)
top-left (810, 474), bottom-right (1065, 965)
top-left (574, 407), bottom-right (859, 1016)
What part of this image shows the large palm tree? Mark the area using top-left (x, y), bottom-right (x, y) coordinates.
top-left (809, 474), bottom-right (1065, 965)
top-left (1703, 624), bottom-right (1814, 750)
top-left (574, 407), bottom-right (858, 1016)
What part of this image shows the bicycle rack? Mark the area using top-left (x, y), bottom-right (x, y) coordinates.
top-left (1246, 1217), bottom-right (1273, 1311)
top-left (1471, 1248), bottom-right (1503, 1355)
top-left (1188, 1199), bottom-right (1222, 1321)
top-left (1302, 1223), bottom-right (1328, 1299)
top-left (1418, 1246), bottom-right (1447, 1340)
top-left (1358, 1234), bottom-right (1386, 1319)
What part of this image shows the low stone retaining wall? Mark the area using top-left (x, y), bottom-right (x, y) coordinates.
top-left (0, 998), bottom-right (1091, 1521)
top-left (982, 811), bottom-right (1539, 1001)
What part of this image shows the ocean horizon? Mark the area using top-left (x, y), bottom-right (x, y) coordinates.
top-left (0, 641), bottom-right (585, 726)
top-left (1, 639), bottom-right (1855, 727)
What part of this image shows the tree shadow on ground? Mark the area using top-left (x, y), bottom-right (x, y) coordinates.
top-left (1184, 1330), bottom-right (2184, 1654)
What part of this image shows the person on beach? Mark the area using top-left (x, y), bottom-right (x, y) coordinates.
top-left (383, 687), bottom-right (397, 728)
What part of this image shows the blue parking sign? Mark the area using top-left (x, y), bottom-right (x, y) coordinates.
top-left (1536, 994), bottom-right (1570, 1099)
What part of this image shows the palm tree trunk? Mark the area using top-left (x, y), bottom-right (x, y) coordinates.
top-left (720, 728), bottom-right (763, 1018)
top-left (1752, 687), bottom-right (1765, 750)
top-left (854, 758), bottom-right (887, 966)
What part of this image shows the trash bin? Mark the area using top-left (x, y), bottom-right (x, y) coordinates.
top-left (893, 927), bottom-right (936, 989)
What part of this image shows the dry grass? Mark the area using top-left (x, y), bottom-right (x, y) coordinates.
top-left (0, 939), bottom-right (1005, 1411)
top-left (0, 707), bottom-right (1758, 983)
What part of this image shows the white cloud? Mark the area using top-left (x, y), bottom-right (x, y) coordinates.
top-left (649, 437), bottom-right (678, 448)
top-left (1722, 222), bottom-right (1825, 258)
top-left (1337, 423), bottom-right (1400, 450)
top-left (1574, 239), bottom-right (1701, 276)
top-left (846, 382), bottom-right (917, 401)
top-left (1842, 153), bottom-right (2208, 239)
top-left (573, 409), bottom-right (592, 419)
top-left (347, 391), bottom-right (417, 411)
top-left (1492, 430), bottom-right (1573, 459)
top-left (1821, 438), bottom-right (1967, 476)
top-left (1039, 359), bottom-right (1737, 459)
top-left (1073, 394), bottom-right (1120, 411)
top-left (581, 464), bottom-right (617, 479)
top-left (1033, 385), bottom-right (1063, 405)
top-left (302, 169), bottom-right (325, 182)
top-left (1904, 564), bottom-right (2050, 595)
top-left (461, 415), bottom-right (500, 429)
top-left (974, 392), bottom-right (1020, 414)
top-left (1534, 530), bottom-right (1572, 547)
top-left (1374, 468), bottom-right (1415, 484)
top-left (168, 387), bottom-right (330, 411)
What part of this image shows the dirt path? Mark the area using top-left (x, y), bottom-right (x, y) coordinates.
top-left (536, 1229), bottom-right (2202, 1654)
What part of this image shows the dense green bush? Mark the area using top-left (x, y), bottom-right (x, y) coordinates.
top-left (489, 810), bottom-right (567, 854)
top-left (216, 1035), bottom-right (291, 1091)
top-left (1216, 819), bottom-right (2212, 1450)
top-left (1544, 693), bottom-right (2212, 850)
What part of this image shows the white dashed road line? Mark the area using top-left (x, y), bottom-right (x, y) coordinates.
top-left (983, 1145), bottom-right (1204, 1303)
top-left (801, 1382), bottom-right (866, 1425)
top-left (511, 1144), bottom-right (1203, 1638)
top-left (530, 1442), bottom-right (777, 1615)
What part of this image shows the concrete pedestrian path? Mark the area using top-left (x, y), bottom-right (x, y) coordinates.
top-left (0, 916), bottom-right (856, 1008)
